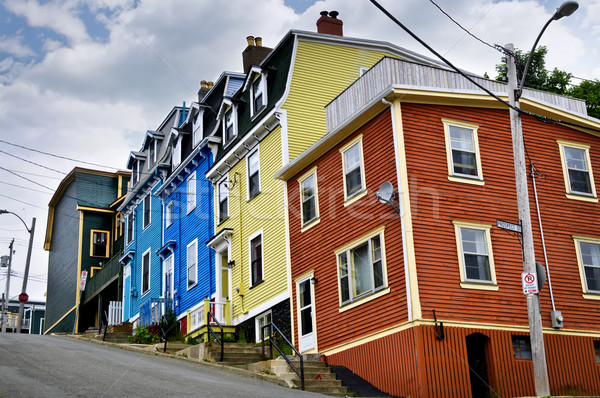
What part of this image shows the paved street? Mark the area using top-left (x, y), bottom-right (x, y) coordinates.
top-left (0, 334), bottom-right (325, 398)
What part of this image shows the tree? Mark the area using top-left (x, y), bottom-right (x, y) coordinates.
top-left (569, 79), bottom-right (600, 119)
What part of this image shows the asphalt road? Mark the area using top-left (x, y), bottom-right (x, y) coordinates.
top-left (0, 334), bottom-right (326, 398)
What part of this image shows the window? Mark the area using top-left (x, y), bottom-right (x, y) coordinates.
top-left (249, 232), bottom-right (263, 286)
top-left (594, 341), bottom-right (600, 363)
top-left (336, 229), bottom-right (386, 306)
top-left (131, 160), bottom-right (139, 186)
top-left (172, 136), bottom-right (182, 169)
top-left (218, 178), bottom-right (229, 223)
top-left (193, 109), bottom-right (204, 147)
top-left (251, 75), bottom-right (266, 115)
top-left (247, 148), bottom-right (260, 200)
top-left (142, 249), bottom-right (150, 294)
top-left (340, 136), bottom-right (366, 202)
top-left (453, 221), bottom-right (498, 289)
top-left (255, 310), bottom-right (272, 342)
top-left (443, 119), bottom-right (484, 185)
top-left (558, 140), bottom-right (597, 200)
top-left (148, 140), bottom-right (156, 169)
top-left (115, 213), bottom-right (123, 239)
top-left (573, 237), bottom-right (600, 295)
top-left (187, 171), bottom-right (196, 214)
top-left (166, 201), bottom-right (173, 228)
top-left (187, 239), bottom-right (198, 289)
top-left (126, 215), bottom-right (133, 244)
top-left (223, 107), bottom-right (236, 145)
top-left (90, 230), bottom-right (109, 257)
top-left (143, 194), bottom-right (151, 229)
top-left (299, 169), bottom-right (319, 227)
top-left (512, 335), bottom-right (532, 359)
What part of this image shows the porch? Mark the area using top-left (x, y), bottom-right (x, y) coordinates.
top-left (185, 298), bottom-right (235, 341)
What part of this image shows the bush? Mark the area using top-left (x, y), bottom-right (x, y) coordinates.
top-left (128, 326), bottom-right (160, 344)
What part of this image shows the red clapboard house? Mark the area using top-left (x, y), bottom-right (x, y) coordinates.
top-left (275, 57), bottom-right (600, 398)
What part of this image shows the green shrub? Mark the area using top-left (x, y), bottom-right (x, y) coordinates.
top-left (128, 326), bottom-right (160, 344)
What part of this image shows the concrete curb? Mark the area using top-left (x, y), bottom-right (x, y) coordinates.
top-left (55, 334), bottom-right (289, 389)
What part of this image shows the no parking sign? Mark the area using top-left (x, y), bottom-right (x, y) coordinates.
top-left (522, 272), bottom-right (538, 294)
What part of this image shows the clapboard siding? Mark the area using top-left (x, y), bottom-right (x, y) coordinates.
top-left (288, 109), bottom-right (408, 352)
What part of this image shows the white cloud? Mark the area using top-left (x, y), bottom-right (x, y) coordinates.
top-left (0, 34), bottom-right (35, 58)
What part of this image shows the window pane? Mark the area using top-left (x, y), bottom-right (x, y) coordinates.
top-left (585, 267), bottom-right (600, 291)
top-left (452, 150), bottom-right (477, 176)
top-left (449, 126), bottom-right (474, 152)
top-left (251, 236), bottom-right (262, 285)
top-left (249, 173), bottom-right (260, 198)
top-left (352, 243), bottom-right (371, 297)
top-left (565, 147), bottom-right (587, 171)
top-left (345, 168), bottom-right (362, 197)
top-left (462, 229), bottom-right (487, 254)
top-left (512, 336), bottom-right (532, 359)
top-left (465, 254), bottom-right (491, 281)
top-left (580, 242), bottom-right (600, 266)
top-left (301, 174), bottom-right (317, 224)
top-left (568, 169), bottom-right (592, 193)
top-left (339, 253), bottom-right (349, 303)
top-left (301, 307), bottom-right (313, 335)
top-left (302, 200), bottom-right (316, 224)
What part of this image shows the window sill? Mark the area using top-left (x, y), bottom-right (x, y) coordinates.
top-left (217, 216), bottom-right (229, 226)
top-left (143, 224), bottom-right (151, 232)
top-left (448, 175), bottom-right (485, 186)
top-left (582, 293), bottom-right (600, 300)
top-left (250, 106), bottom-right (267, 121)
top-left (187, 282), bottom-right (197, 292)
top-left (339, 287), bottom-right (390, 313)
top-left (249, 279), bottom-right (264, 289)
top-left (141, 290), bottom-right (150, 298)
top-left (344, 189), bottom-right (368, 207)
top-left (187, 207), bottom-right (196, 215)
top-left (566, 193), bottom-right (598, 203)
top-left (301, 217), bottom-right (320, 233)
top-left (247, 192), bottom-right (261, 203)
top-left (460, 282), bottom-right (499, 291)
top-left (90, 255), bottom-right (109, 259)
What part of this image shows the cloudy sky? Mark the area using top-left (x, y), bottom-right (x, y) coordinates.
top-left (0, 0), bottom-right (598, 303)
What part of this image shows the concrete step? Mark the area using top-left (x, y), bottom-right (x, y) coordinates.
top-left (277, 371), bottom-right (339, 381)
top-left (303, 385), bottom-right (351, 396)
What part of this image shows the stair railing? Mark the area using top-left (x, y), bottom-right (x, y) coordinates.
top-left (261, 322), bottom-right (304, 391)
top-left (160, 315), bottom-right (179, 353)
top-left (206, 311), bottom-right (224, 362)
top-left (100, 311), bottom-right (109, 342)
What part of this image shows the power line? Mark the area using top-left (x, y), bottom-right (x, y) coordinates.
top-left (0, 149), bottom-right (66, 175)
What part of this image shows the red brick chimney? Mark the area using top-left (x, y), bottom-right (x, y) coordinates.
top-left (316, 11), bottom-right (343, 36)
top-left (242, 36), bottom-right (273, 74)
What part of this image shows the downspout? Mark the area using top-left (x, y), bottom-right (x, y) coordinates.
top-left (530, 163), bottom-right (556, 311)
top-left (236, 171), bottom-right (245, 313)
top-left (382, 98), bottom-right (413, 322)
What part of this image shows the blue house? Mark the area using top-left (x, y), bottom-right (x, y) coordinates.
top-left (119, 105), bottom-right (187, 327)
top-left (156, 74), bottom-right (244, 336)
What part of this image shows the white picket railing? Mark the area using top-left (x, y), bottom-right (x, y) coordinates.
top-left (108, 301), bottom-right (122, 326)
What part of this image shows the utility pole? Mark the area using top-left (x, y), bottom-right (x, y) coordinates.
top-left (16, 217), bottom-right (35, 333)
top-left (2, 239), bottom-right (14, 333)
top-left (506, 42), bottom-right (550, 396)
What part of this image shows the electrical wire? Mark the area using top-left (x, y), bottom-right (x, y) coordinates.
top-left (0, 149), bottom-right (65, 175)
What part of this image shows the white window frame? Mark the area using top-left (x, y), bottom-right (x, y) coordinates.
top-left (247, 147), bottom-right (261, 200)
top-left (142, 248), bottom-right (151, 295)
top-left (148, 140), bottom-right (156, 170)
top-left (187, 239), bottom-right (198, 290)
top-left (443, 119), bottom-right (484, 185)
top-left (255, 310), bottom-right (272, 343)
top-left (249, 230), bottom-right (264, 287)
top-left (557, 140), bottom-right (597, 202)
top-left (453, 220), bottom-right (498, 290)
top-left (142, 194), bottom-right (151, 230)
top-left (218, 176), bottom-right (229, 224)
top-left (298, 167), bottom-right (319, 230)
top-left (573, 236), bottom-right (600, 298)
top-left (187, 171), bottom-right (196, 214)
top-left (165, 201), bottom-right (173, 228)
top-left (193, 108), bottom-right (204, 147)
top-left (126, 214), bottom-right (134, 244)
top-left (172, 135), bottom-right (182, 169)
top-left (250, 73), bottom-right (267, 117)
top-left (223, 105), bottom-right (237, 146)
top-left (340, 135), bottom-right (367, 205)
top-left (335, 226), bottom-right (388, 309)
top-left (131, 159), bottom-right (140, 186)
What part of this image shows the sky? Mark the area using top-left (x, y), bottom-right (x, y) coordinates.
top-left (0, 0), bottom-right (598, 303)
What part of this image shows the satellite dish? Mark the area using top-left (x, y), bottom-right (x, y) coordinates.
top-left (377, 181), bottom-right (394, 204)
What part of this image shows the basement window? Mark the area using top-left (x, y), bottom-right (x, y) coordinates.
top-left (595, 341), bottom-right (600, 363)
top-left (512, 335), bottom-right (532, 359)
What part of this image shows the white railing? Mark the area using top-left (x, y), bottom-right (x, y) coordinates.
top-left (211, 301), bottom-right (226, 324)
top-left (108, 301), bottom-right (122, 326)
top-left (0, 314), bottom-right (29, 329)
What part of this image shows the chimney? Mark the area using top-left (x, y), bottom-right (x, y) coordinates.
top-left (198, 80), bottom-right (209, 102)
top-left (242, 36), bottom-right (272, 74)
top-left (317, 11), bottom-right (343, 36)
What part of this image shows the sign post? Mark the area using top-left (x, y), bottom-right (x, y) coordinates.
top-left (73, 271), bottom-right (88, 334)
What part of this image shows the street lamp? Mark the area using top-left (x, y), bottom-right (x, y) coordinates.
top-left (505, 2), bottom-right (578, 395)
top-left (0, 210), bottom-right (36, 334)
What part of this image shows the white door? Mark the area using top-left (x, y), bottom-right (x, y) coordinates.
top-left (216, 251), bottom-right (231, 323)
top-left (163, 255), bottom-right (174, 312)
top-left (298, 277), bottom-right (316, 352)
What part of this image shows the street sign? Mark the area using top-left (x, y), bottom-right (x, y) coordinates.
top-left (18, 293), bottom-right (28, 303)
top-left (79, 271), bottom-right (88, 291)
top-left (522, 272), bottom-right (539, 294)
top-left (497, 219), bottom-right (522, 233)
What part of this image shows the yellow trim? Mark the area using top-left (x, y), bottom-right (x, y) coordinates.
top-left (572, 235), bottom-right (600, 296)
top-left (442, 118), bottom-right (484, 184)
top-left (43, 305), bottom-right (77, 334)
top-left (75, 212), bottom-right (84, 333)
top-left (76, 205), bottom-right (115, 214)
top-left (90, 229), bottom-right (110, 258)
top-left (294, 268), bottom-right (316, 283)
top-left (339, 134), bottom-right (367, 204)
top-left (392, 99), bottom-right (422, 320)
top-left (90, 266), bottom-right (102, 277)
top-left (334, 225), bottom-right (386, 255)
top-left (453, 220), bottom-right (497, 288)
top-left (298, 166), bottom-right (320, 231)
top-left (44, 207), bottom-right (55, 250)
top-left (557, 139), bottom-right (598, 200)
top-left (339, 287), bottom-right (391, 313)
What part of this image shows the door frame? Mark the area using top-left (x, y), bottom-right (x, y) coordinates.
top-left (296, 274), bottom-right (317, 353)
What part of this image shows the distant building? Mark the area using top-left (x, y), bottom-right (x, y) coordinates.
top-left (44, 167), bottom-right (129, 334)
top-left (1, 299), bottom-right (45, 334)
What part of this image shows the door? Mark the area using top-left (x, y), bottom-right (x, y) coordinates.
top-left (466, 333), bottom-right (491, 398)
top-left (122, 265), bottom-right (131, 322)
top-left (297, 277), bottom-right (315, 352)
top-left (163, 255), bottom-right (174, 313)
top-left (216, 252), bottom-right (231, 323)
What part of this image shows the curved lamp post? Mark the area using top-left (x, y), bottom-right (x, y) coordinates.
top-left (0, 210), bottom-right (36, 334)
top-left (506, 2), bottom-right (578, 395)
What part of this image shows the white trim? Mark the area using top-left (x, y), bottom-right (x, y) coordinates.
top-left (248, 229), bottom-right (264, 287)
top-left (163, 254), bottom-right (174, 301)
top-left (141, 247), bottom-right (151, 296)
top-left (222, 103), bottom-right (238, 148)
top-left (250, 72), bottom-right (268, 118)
top-left (453, 221), bottom-right (497, 287)
top-left (142, 193), bottom-right (151, 230)
top-left (232, 291), bottom-right (290, 325)
top-left (255, 309), bottom-right (272, 342)
top-left (187, 171), bottom-right (196, 214)
top-left (246, 145), bottom-right (261, 201)
top-left (557, 140), bottom-right (597, 200)
top-left (340, 135), bottom-right (366, 203)
top-left (279, 110), bottom-right (289, 165)
top-left (442, 118), bottom-right (484, 183)
top-left (186, 239), bottom-right (198, 291)
top-left (572, 235), bottom-right (600, 295)
top-left (217, 175), bottom-right (229, 224)
top-left (192, 108), bottom-right (204, 147)
top-left (296, 275), bottom-right (317, 352)
top-left (298, 167), bottom-right (320, 230)
top-left (165, 201), bottom-right (173, 228)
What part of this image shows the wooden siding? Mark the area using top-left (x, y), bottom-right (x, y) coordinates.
top-left (216, 126), bottom-right (288, 322)
top-left (326, 324), bottom-right (600, 397)
top-left (400, 102), bottom-right (600, 331)
top-left (287, 110), bottom-right (408, 352)
top-left (284, 40), bottom-right (396, 161)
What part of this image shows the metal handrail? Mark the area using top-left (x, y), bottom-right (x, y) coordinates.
top-left (160, 315), bottom-right (178, 353)
top-left (100, 311), bottom-right (108, 342)
top-left (206, 311), bottom-right (224, 362)
top-left (261, 322), bottom-right (304, 391)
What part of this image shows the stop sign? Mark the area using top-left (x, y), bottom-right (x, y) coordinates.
top-left (18, 293), bottom-right (28, 303)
